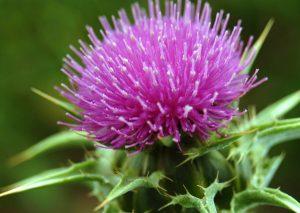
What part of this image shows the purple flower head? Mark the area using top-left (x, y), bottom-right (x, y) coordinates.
top-left (58, 0), bottom-right (266, 151)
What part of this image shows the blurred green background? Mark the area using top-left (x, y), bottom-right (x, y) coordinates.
top-left (0, 0), bottom-right (299, 212)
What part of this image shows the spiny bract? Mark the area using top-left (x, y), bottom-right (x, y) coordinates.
top-left (58, 0), bottom-right (266, 151)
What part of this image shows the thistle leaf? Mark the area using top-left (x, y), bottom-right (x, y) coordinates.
top-left (4, 160), bottom-right (96, 190)
top-left (95, 171), bottom-right (165, 211)
top-left (31, 87), bottom-right (79, 116)
top-left (179, 134), bottom-right (242, 166)
top-left (250, 154), bottom-right (284, 188)
top-left (242, 19), bottom-right (274, 74)
top-left (161, 193), bottom-right (206, 212)
top-left (231, 188), bottom-right (300, 213)
top-left (201, 178), bottom-right (231, 213)
top-left (255, 121), bottom-right (300, 156)
top-left (9, 131), bottom-right (94, 166)
top-left (253, 90), bottom-right (300, 125)
top-left (253, 118), bottom-right (300, 131)
top-left (162, 178), bottom-right (230, 213)
top-left (230, 119), bottom-right (300, 161)
top-left (0, 160), bottom-right (108, 198)
top-left (0, 174), bottom-right (106, 198)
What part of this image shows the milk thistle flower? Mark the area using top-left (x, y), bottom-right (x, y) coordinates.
top-left (3, 1), bottom-right (300, 212)
top-left (58, 0), bottom-right (266, 150)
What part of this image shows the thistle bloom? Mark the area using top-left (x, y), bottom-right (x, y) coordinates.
top-left (58, 0), bottom-right (266, 150)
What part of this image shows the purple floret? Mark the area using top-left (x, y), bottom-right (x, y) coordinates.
top-left (58, 0), bottom-right (266, 151)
